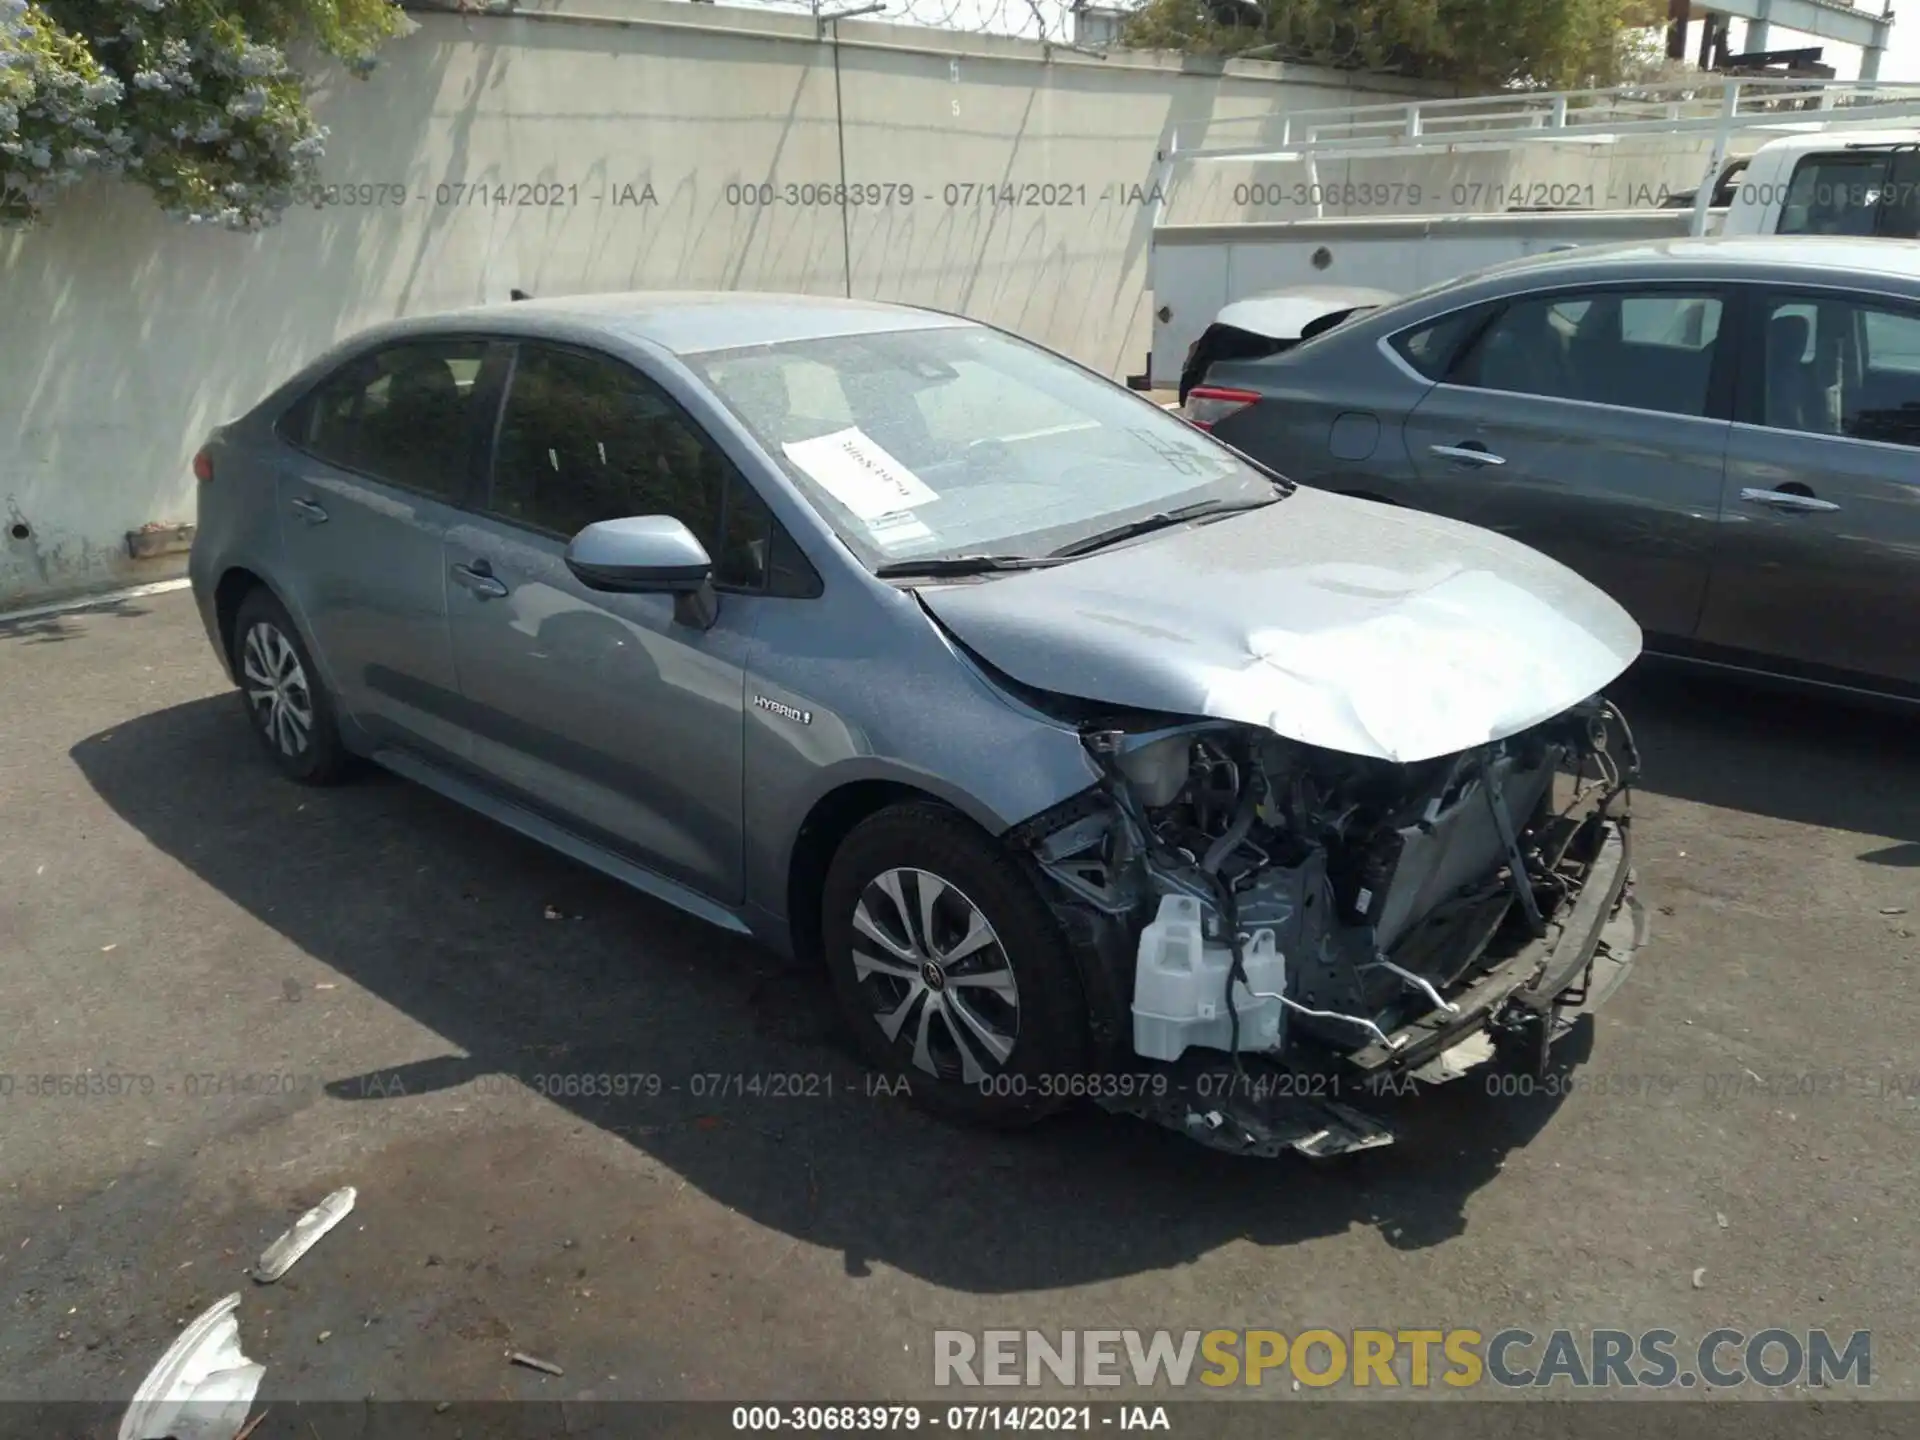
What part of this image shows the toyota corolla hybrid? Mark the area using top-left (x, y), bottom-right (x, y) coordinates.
top-left (190, 291), bottom-right (1643, 1158)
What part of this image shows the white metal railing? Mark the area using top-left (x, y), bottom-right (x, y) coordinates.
top-left (1161, 78), bottom-right (1920, 168)
top-left (1149, 77), bottom-right (1920, 232)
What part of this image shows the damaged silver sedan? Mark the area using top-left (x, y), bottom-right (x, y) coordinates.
top-left (908, 481), bottom-right (1644, 1157)
top-left (189, 292), bottom-right (1644, 1159)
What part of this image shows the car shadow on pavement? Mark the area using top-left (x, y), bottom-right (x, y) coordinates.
top-left (72, 695), bottom-right (1591, 1292)
top-left (0, 596), bottom-right (160, 644)
top-left (1611, 665), bottom-right (1920, 863)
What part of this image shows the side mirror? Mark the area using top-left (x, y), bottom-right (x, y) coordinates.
top-left (564, 515), bottom-right (717, 628)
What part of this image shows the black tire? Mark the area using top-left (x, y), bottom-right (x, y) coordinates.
top-left (821, 803), bottom-right (1089, 1126)
top-left (231, 587), bottom-right (351, 786)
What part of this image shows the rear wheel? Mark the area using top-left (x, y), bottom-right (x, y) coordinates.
top-left (820, 803), bottom-right (1089, 1126)
top-left (232, 588), bottom-right (351, 785)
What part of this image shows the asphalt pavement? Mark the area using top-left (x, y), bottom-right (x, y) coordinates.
top-left (0, 587), bottom-right (1914, 1415)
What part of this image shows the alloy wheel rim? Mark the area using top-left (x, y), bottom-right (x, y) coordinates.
top-left (850, 867), bottom-right (1021, 1084)
top-left (241, 621), bottom-right (314, 758)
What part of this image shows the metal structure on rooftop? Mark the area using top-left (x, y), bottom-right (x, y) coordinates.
top-left (1665, 0), bottom-right (1895, 81)
top-left (1068, 0), bottom-right (1129, 48)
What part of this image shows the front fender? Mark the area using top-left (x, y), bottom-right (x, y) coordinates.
top-left (738, 588), bottom-right (1103, 924)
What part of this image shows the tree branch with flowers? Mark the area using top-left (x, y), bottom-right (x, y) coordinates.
top-left (1, 0), bottom-right (406, 230)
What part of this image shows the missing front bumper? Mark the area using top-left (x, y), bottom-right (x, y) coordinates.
top-left (1346, 817), bottom-right (1635, 1078)
top-left (1099, 817), bottom-right (1642, 1160)
top-left (1093, 1051), bottom-right (1400, 1159)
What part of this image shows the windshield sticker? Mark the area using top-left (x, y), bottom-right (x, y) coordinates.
top-left (866, 510), bottom-right (935, 548)
top-left (782, 427), bottom-right (940, 520)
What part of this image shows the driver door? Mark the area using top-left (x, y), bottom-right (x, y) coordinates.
top-left (443, 340), bottom-right (783, 904)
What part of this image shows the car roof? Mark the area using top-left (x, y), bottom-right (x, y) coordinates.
top-left (1460, 234), bottom-right (1920, 287)
top-left (1739, 128), bottom-right (1920, 157)
top-left (1333, 234), bottom-right (1920, 338)
top-left (380, 290), bottom-right (975, 357)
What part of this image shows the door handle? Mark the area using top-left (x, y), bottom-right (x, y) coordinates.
top-left (1739, 487), bottom-right (1840, 514)
top-left (289, 497), bottom-right (329, 524)
top-left (450, 562), bottom-right (509, 599)
top-left (1429, 443), bottom-right (1507, 467)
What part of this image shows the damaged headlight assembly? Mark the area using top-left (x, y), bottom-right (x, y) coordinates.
top-left (1010, 699), bottom-right (1643, 1159)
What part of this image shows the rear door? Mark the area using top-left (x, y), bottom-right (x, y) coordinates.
top-left (1398, 283), bottom-right (1734, 642)
top-left (274, 338), bottom-right (501, 760)
top-left (1694, 284), bottom-right (1920, 689)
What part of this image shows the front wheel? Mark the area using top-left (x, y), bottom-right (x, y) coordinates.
top-left (820, 803), bottom-right (1090, 1126)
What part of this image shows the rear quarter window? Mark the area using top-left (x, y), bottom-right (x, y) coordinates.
top-left (1388, 306), bottom-right (1490, 380)
top-left (276, 339), bottom-right (490, 500)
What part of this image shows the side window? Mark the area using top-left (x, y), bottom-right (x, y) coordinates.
top-left (1389, 306), bottom-right (1488, 381)
top-left (1863, 308), bottom-right (1920, 373)
top-left (1757, 295), bottom-right (1920, 448)
top-left (285, 340), bottom-right (487, 499)
top-left (1453, 290), bottom-right (1723, 418)
top-left (1621, 296), bottom-right (1721, 350)
top-left (721, 480), bottom-right (824, 598)
top-left (489, 344), bottom-right (784, 590)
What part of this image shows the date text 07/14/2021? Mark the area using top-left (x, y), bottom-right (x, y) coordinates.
top-left (294, 180), bottom-right (1172, 210)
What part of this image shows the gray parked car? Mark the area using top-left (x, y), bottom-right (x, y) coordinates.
top-left (189, 291), bottom-right (1643, 1158)
top-left (1185, 235), bottom-right (1920, 703)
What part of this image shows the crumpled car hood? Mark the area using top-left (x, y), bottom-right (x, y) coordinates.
top-left (916, 487), bottom-right (1643, 765)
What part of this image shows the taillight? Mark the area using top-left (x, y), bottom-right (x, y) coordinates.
top-left (192, 449), bottom-right (214, 483)
top-left (1180, 386), bottom-right (1261, 432)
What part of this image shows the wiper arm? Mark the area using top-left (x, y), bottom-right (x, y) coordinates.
top-left (1047, 497), bottom-right (1276, 560)
top-left (873, 554), bottom-right (1061, 578)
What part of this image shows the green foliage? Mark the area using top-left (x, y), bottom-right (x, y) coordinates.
top-left (0, 0), bottom-right (405, 230)
top-left (1121, 0), bottom-right (1667, 91)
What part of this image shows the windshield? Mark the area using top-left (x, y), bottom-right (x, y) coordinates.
top-left (685, 324), bottom-right (1277, 568)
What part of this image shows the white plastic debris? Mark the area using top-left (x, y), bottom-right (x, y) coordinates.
top-left (254, 1186), bottom-right (356, 1283)
top-left (118, 1292), bottom-right (264, 1440)
top-left (1692, 1267), bottom-right (1707, 1289)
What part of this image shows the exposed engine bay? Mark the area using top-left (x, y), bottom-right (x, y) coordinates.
top-left (1009, 695), bottom-right (1643, 1159)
